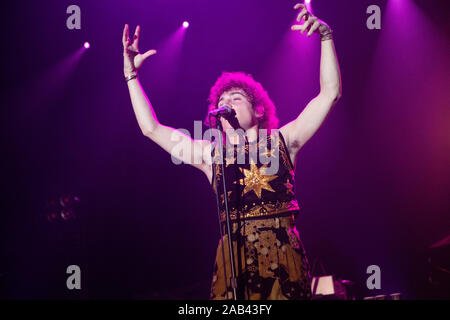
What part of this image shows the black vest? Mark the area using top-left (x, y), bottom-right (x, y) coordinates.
top-left (212, 130), bottom-right (300, 223)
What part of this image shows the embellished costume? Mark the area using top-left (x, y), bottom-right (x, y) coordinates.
top-left (210, 130), bottom-right (312, 300)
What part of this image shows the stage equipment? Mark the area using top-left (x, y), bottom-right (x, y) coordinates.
top-left (208, 109), bottom-right (238, 300)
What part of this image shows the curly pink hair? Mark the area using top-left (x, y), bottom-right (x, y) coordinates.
top-left (204, 72), bottom-right (279, 131)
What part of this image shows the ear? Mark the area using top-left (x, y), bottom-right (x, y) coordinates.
top-left (254, 106), bottom-right (263, 118)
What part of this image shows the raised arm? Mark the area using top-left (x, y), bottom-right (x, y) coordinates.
top-left (280, 4), bottom-right (342, 166)
top-left (123, 24), bottom-right (211, 174)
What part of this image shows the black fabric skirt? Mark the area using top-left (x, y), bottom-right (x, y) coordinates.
top-left (210, 214), bottom-right (312, 300)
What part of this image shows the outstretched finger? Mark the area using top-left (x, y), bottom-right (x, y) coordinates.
top-left (293, 3), bottom-right (305, 10)
top-left (133, 25), bottom-right (140, 49)
top-left (301, 18), bottom-right (314, 34)
top-left (291, 23), bottom-right (305, 33)
top-left (296, 8), bottom-right (308, 22)
top-left (307, 20), bottom-right (320, 36)
top-left (142, 49), bottom-right (157, 60)
top-left (122, 24), bottom-right (130, 46)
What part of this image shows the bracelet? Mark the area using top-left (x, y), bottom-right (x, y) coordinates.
top-left (320, 27), bottom-right (333, 41)
top-left (125, 73), bottom-right (138, 82)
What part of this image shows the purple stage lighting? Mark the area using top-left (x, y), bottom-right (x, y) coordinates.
top-left (84, 42), bottom-right (90, 49)
top-left (182, 21), bottom-right (189, 28)
top-left (305, 0), bottom-right (311, 3)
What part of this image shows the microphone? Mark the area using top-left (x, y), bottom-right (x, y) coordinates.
top-left (209, 105), bottom-right (236, 119)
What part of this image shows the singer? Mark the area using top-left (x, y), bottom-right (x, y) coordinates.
top-left (123, 3), bottom-right (341, 300)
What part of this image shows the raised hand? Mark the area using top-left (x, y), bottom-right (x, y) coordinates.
top-left (291, 3), bottom-right (332, 38)
top-left (122, 24), bottom-right (157, 77)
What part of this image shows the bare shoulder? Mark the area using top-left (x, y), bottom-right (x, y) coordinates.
top-left (279, 122), bottom-right (302, 150)
top-left (279, 123), bottom-right (300, 169)
top-left (279, 125), bottom-right (291, 148)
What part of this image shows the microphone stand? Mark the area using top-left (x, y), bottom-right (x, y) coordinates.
top-left (209, 113), bottom-right (238, 300)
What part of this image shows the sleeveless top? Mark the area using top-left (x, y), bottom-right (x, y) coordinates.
top-left (211, 130), bottom-right (300, 223)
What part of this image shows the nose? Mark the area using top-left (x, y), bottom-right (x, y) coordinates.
top-left (226, 98), bottom-right (236, 109)
top-left (224, 97), bottom-right (232, 105)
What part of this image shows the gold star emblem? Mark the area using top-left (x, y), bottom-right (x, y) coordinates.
top-left (259, 147), bottom-right (271, 158)
top-left (259, 144), bottom-right (279, 160)
top-left (239, 164), bottom-right (277, 198)
top-left (225, 153), bottom-right (235, 167)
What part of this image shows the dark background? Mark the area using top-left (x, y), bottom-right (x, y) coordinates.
top-left (1, 0), bottom-right (449, 299)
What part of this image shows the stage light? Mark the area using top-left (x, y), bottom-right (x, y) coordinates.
top-left (61, 209), bottom-right (74, 221)
top-left (60, 195), bottom-right (71, 207)
top-left (60, 194), bottom-right (79, 207)
top-left (182, 21), bottom-right (189, 28)
top-left (83, 42), bottom-right (90, 49)
top-left (46, 211), bottom-right (58, 222)
top-left (305, 0), bottom-right (311, 3)
top-left (44, 194), bottom-right (80, 223)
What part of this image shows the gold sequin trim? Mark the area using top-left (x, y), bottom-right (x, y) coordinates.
top-left (220, 200), bottom-right (299, 223)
